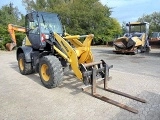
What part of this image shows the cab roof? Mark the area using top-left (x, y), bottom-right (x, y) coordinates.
top-left (126, 22), bottom-right (149, 26)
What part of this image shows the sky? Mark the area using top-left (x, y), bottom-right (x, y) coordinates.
top-left (100, 0), bottom-right (160, 24)
top-left (0, 0), bottom-right (160, 25)
top-left (0, 0), bottom-right (26, 14)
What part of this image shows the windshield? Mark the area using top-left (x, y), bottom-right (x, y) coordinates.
top-left (126, 22), bottom-right (149, 34)
top-left (39, 13), bottom-right (63, 34)
top-left (128, 25), bottom-right (146, 33)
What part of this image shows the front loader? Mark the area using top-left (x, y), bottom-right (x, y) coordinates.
top-left (10, 11), bottom-right (146, 113)
top-left (113, 22), bottom-right (151, 54)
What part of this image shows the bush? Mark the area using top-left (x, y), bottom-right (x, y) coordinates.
top-left (15, 33), bottom-right (25, 47)
top-left (0, 32), bottom-right (25, 50)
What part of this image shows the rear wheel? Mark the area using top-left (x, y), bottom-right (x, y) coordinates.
top-left (18, 53), bottom-right (34, 75)
top-left (146, 46), bottom-right (151, 52)
top-left (39, 56), bottom-right (63, 89)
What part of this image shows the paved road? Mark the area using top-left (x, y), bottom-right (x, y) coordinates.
top-left (0, 47), bottom-right (160, 120)
top-left (92, 47), bottom-right (160, 78)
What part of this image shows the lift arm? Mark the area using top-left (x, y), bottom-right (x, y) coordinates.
top-left (53, 33), bottom-right (94, 80)
top-left (6, 24), bottom-right (26, 51)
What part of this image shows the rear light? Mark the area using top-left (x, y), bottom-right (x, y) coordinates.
top-left (41, 34), bottom-right (50, 42)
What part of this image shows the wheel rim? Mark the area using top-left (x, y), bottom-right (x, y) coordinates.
top-left (19, 58), bottom-right (24, 71)
top-left (41, 64), bottom-right (50, 81)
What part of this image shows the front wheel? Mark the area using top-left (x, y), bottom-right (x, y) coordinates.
top-left (39, 56), bottom-right (63, 89)
top-left (146, 46), bottom-right (151, 52)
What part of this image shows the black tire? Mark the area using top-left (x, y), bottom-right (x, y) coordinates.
top-left (18, 53), bottom-right (34, 75)
top-left (39, 56), bottom-right (63, 89)
top-left (146, 46), bottom-right (151, 53)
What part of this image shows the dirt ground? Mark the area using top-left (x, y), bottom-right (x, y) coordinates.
top-left (0, 46), bottom-right (160, 120)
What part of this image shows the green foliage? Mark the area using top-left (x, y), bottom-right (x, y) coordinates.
top-left (22, 0), bottom-right (122, 44)
top-left (0, 3), bottom-right (25, 50)
top-left (15, 33), bottom-right (26, 47)
top-left (0, 0), bottom-right (123, 50)
top-left (138, 12), bottom-right (160, 35)
top-left (0, 0), bottom-right (159, 50)
top-left (0, 24), bottom-right (10, 50)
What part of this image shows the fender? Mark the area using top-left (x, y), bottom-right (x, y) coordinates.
top-left (16, 46), bottom-right (33, 62)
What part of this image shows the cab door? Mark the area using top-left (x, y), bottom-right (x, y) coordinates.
top-left (25, 12), bottom-right (41, 50)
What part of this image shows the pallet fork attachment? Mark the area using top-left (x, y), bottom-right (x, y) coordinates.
top-left (81, 60), bottom-right (146, 114)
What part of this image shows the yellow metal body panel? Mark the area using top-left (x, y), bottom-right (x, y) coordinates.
top-left (64, 34), bottom-right (94, 64)
top-left (54, 33), bottom-right (82, 79)
top-left (24, 36), bottom-right (32, 46)
top-left (54, 33), bottom-right (94, 80)
top-left (116, 37), bottom-right (128, 42)
top-left (141, 33), bottom-right (146, 46)
top-left (78, 35), bottom-right (94, 64)
top-left (132, 37), bottom-right (142, 46)
top-left (53, 46), bottom-right (70, 62)
top-left (132, 33), bottom-right (146, 47)
top-left (126, 22), bottom-right (148, 26)
top-left (115, 34), bottom-right (146, 48)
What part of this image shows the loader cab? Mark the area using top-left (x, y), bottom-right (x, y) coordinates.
top-left (25, 11), bottom-right (63, 50)
top-left (125, 22), bottom-right (150, 45)
top-left (125, 22), bottom-right (149, 38)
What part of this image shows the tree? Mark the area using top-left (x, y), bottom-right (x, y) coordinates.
top-left (22, 0), bottom-right (122, 44)
top-left (138, 12), bottom-right (160, 35)
top-left (0, 3), bottom-right (25, 50)
top-left (0, 3), bottom-right (22, 25)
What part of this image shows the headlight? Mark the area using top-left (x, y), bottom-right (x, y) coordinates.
top-left (45, 34), bottom-right (49, 39)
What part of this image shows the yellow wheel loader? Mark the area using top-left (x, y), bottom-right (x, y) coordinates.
top-left (9, 11), bottom-right (146, 113)
top-left (113, 22), bottom-right (151, 54)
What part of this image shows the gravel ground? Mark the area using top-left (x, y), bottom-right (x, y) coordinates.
top-left (0, 46), bottom-right (160, 120)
